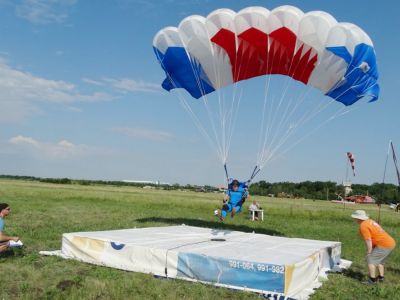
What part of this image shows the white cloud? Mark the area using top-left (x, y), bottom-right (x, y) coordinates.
top-left (106, 78), bottom-right (162, 93)
top-left (15, 0), bottom-right (77, 25)
top-left (82, 78), bottom-right (105, 86)
top-left (112, 126), bottom-right (174, 142)
top-left (9, 135), bottom-right (40, 147)
top-left (83, 77), bottom-right (162, 93)
top-left (9, 135), bottom-right (93, 159)
top-left (64, 106), bottom-right (82, 113)
top-left (0, 59), bottom-right (113, 122)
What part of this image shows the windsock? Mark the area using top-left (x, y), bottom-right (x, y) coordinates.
top-left (347, 152), bottom-right (356, 176)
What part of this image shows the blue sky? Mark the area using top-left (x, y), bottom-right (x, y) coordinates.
top-left (0, 0), bottom-right (398, 186)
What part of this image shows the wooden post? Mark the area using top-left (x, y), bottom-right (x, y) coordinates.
top-left (377, 203), bottom-right (381, 224)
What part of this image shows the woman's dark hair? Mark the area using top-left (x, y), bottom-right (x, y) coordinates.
top-left (231, 179), bottom-right (239, 186)
top-left (0, 203), bottom-right (9, 211)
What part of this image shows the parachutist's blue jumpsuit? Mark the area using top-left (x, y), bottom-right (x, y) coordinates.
top-left (221, 185), bottom-right (248, 219)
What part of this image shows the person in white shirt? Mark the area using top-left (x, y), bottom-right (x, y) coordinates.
top-left (248, 200), bottom-right (262, 220)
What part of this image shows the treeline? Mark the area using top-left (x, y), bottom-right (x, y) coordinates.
top-left (0, 175), bottom-right (219, 192)
top-left (0, 175), bottom-right (165, 188)
top-left (249, 180), bottom-right (400, 204)
top-left (1, 175), bottom-right (398, 203)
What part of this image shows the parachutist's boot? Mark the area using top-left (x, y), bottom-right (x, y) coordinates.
top-left (215, 210), bottom-right (224, 222)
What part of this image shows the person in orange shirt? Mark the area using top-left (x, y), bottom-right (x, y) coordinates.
top-left (351, 210), bottom-right (396, 284)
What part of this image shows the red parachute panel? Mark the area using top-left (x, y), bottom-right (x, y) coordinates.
top-left (211, 27), bottom-right (318, 85)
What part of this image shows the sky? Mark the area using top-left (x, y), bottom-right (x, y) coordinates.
top-left (0, 0), bottom-right (399, 186)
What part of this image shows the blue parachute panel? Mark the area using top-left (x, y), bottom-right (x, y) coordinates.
top-left (325, 44), bottom-right (379, 106)
top-left (153, 47), bottom-right (215, 99)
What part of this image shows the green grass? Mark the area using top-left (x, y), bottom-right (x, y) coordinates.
top-left (0, 179), bottom-right (399, 300)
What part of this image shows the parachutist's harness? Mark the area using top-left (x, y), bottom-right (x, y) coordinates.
top-left (222, 184), bottom-right (249, 213)
top-left (221, 163), bottom-right (253, 213)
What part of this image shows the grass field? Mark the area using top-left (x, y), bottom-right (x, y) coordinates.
top-left (0, 179), bottom-right (399, 300)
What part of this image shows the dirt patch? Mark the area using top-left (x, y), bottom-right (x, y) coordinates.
top-left (56, 280), bottom-right (82, 291)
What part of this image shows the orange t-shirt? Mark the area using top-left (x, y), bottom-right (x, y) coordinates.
top-left (359, 219), bottom-right (396, 249)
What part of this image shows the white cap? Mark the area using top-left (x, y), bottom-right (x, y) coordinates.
top-left (351, 210), bottom-right (369, 220)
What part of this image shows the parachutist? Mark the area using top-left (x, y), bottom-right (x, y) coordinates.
top-left (214, 179), bottom-right (249, 222)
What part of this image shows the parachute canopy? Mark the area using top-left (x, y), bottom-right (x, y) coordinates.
top-left (153, 5), bottom-right (379, 106)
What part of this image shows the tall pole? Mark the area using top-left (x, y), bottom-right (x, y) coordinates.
top-left (378, 141), bottom-right (391, 224)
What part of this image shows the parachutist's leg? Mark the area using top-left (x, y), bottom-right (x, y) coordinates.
top-left (220, 203), bottom-right (230, 221)
top-left (231, 205), bottom-right (242, 218)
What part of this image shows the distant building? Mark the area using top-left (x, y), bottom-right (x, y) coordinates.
top-left (342, 181), bottom-right (353, 196)
top-left (122, 180), bottom-right (170, 185)
top-left (345, 195), bottom-right (376, 204)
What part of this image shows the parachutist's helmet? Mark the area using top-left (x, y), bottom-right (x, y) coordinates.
top-left (231, 179), bottom-right (239, 187)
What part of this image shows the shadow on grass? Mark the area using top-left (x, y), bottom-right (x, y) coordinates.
top-left (386, 266), bottom-right (400, 275)
top-left (342, 268), bottom-right (365, 281)
top-left (0, 248), bottom-right (24, 258)
top-left (135, 217), bottom-right (283, 236)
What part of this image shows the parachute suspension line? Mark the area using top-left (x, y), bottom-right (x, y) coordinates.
top-left (225, 33), bottom-right (242, 163)
top-left (274, 87), bottom-right (313, 146)
top-left (220, 41), bottom-right (253, 166)
top-left (155, 53), bottom-right (209, 144)
top-left (253, 40), bottom-right (303, 179)
top-left (261, 100), bottom-right (337, 167)
top-left (256, 42), bottom-right (275, 168)
top-left (256, 39), bottom-right (282, 169)
top-left (297, 60), bottom-right (370, 128)
top-left (207, 41), bottom-right (231, 166)
top-left (260, 47), bottom-right (300, 166)
top-left (185, 51), bottom-right (227, 163)
top-left (275, 51), bottom-right (321, 134)
top-left (325, 64), bottom-right (364, 96)
top-left (255, 90), bottom-right (272, 170)
top-left (264, 101), bottom-right (352, 168)
top-left (266, 43), bottom-right (310, 148)
top-left (202, 95), bottom-right (226, 163)
top-left (258, 88), bottom-right (315, 169)
top-left (258, 93), bottom-right (325, 169)
top-left (257, 53), bottom-right (371, 170)
top-left (326, 63), bottom-right (377, 106)
top-left (261, 47), bottom-right (314, 163)
top-left (160, 56), bottom-right (224, 163)
top-left (260, 97), bottom-right (344, 168)
top-left (175, 85), bottom-right (221, 159)
top-left (229, 43), bottom-right (273, 181)
top-left (215, 68), bottom-right (228, 165)
top-left (256, 43), bottom-right (305, 170)
top-left (221, 46), bottom-right (240, 166)
top-left (222, 89), bottom-right (240, 165)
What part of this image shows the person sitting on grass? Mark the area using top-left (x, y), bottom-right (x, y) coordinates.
top-left (351, 209), bottom-right (396, 284)
top-left (0, 203), bottom-right (20, 254)
top-left (215, 179), bottom-right (249, 222)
